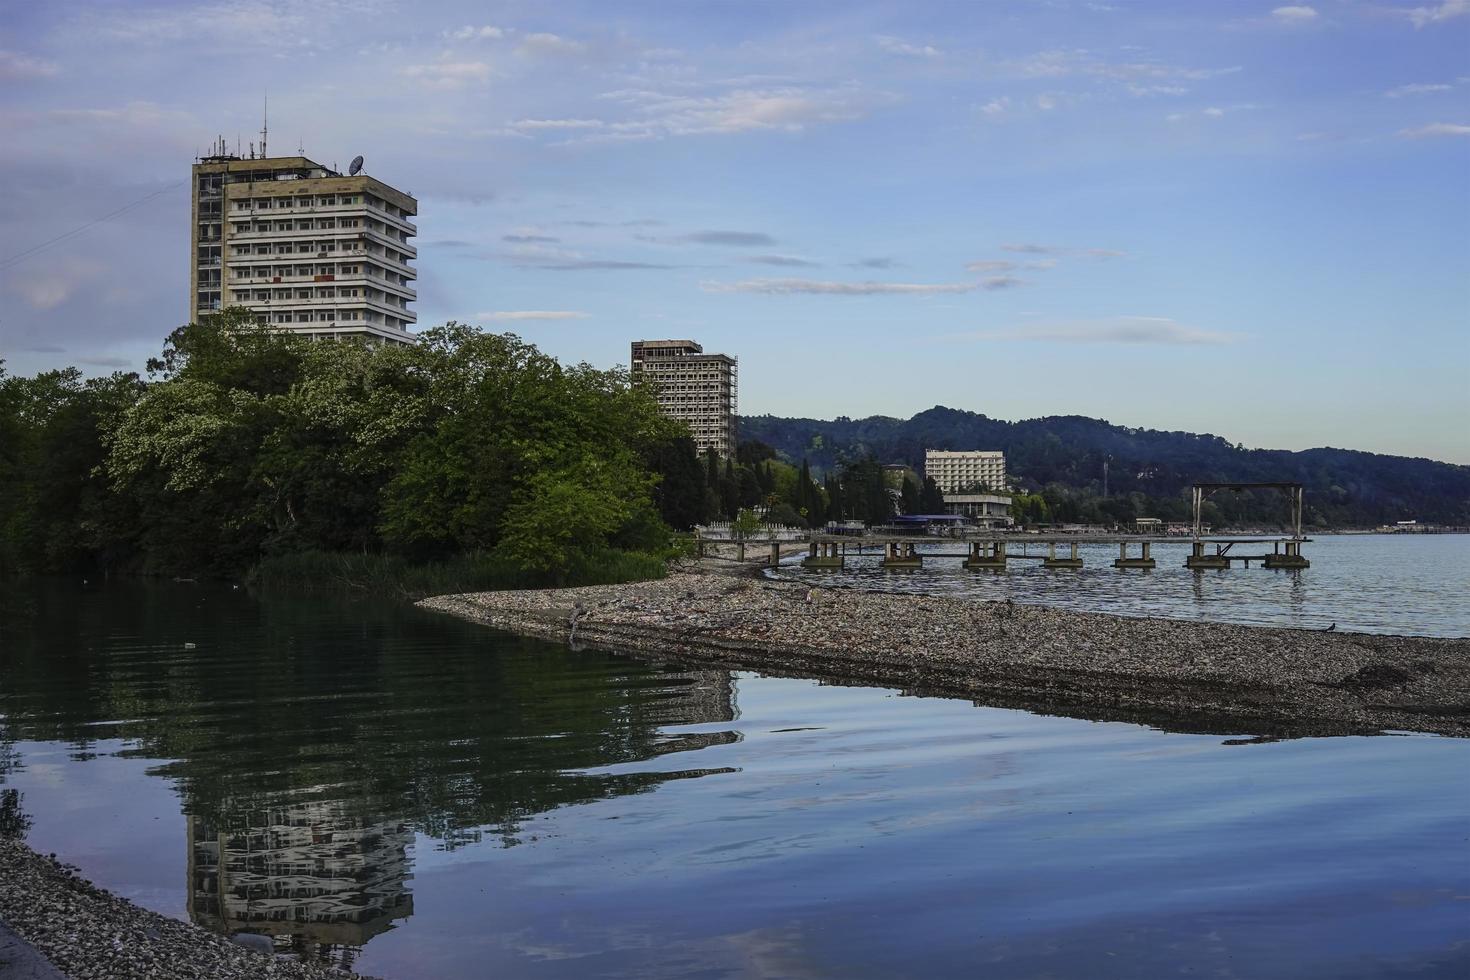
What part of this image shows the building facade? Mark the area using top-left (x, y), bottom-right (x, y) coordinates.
top-left (630, 339), bottom-right (738, 456)
top-left (924, 449), bottom-right (1008, 493)
top-left (191, 149), bottom-right (417, 343)
top-left (941, 491), bottom-right (1013, 528)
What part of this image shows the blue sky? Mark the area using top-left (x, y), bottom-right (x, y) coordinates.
top-left (2, 0), bottom-right (1467, 461)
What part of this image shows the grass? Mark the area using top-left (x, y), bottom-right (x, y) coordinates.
top-left (248, 548), bottom-right (668, 600)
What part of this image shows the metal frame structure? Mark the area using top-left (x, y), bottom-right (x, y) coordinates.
top-left (1191, 482), bottom-right (1304, 540)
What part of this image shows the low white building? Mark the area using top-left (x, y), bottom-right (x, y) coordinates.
top-left (941, 491), bottom-right (1013, 528)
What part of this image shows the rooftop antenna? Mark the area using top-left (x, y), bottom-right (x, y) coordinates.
top-left (260, 93), bottom-right (268, 158)
top-left (298, 136), bottom-right (304, 155)
top-left (348, 155), bottom-right (364, 176)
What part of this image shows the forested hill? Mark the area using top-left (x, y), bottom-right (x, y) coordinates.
top-left (739, 406), bottom-right (1470, 526)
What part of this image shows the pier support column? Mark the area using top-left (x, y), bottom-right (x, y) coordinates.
top-left (1263, 539), bottom-right (1310, 569)
top-left (881, 539), bottom-right (923, 569)
top-left (966, 540), bottom-right (1007, 571)
top-left (1186, 541), bottom-right (1229, 570)
top-left (1113, 539), bottom-right (1157, 569)
top-left (802, 539), bottom-right (844, 569)
top-left (1045, 540), bottom-right (1083, 569)
top-left (769, 542), bottom-right (781, 567)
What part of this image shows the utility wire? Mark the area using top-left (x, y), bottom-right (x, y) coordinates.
top-left (0, 180), bottom-right (188, 272)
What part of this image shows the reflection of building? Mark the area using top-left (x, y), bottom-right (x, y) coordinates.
top-left (630, 339), bottom-right (738, 457)
top-left (191, 145), bottom-right (417, 343)
top-left (925, 449), bottom-right (1007, 493)
top-left (188, 801), bottom-right (413, 968)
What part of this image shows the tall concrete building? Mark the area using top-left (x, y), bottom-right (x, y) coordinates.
top-left (630, 339), bottom-right (738, 456)
top-left (192, 143), bottom-right (417, 343)
top-left (925, 449), bottom-right (1008, 493)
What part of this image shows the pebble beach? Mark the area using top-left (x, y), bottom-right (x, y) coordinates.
top-left (0, 839), bottom-right (372, 980)
top-left (422, 562), bottom-right (1470, 738)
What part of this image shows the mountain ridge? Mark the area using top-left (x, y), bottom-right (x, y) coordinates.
top-left (739, 405), bottom-right (1470, 526)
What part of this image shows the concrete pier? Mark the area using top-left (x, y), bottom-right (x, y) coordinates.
top-left (802, 540), bottom-right (845, 569)
top-left (964, 540), bottom-right (1007, 571)
top-left (881, 540), bottom-right (923, 569)
top-left (1263, 539), bottom-right (1310, 569)
top-left (1113, 541), bottom-right (1156, 569)
top-left (1044, 541), bottom-right (1083, 569)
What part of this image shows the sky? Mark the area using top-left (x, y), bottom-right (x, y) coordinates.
top-left (1, 0), bottom-right (1468, 463)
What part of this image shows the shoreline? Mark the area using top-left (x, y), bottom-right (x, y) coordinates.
top-left (0, 838), bottom-right (371, 980)
top-left (421, 563), bottom-right (1470, 738)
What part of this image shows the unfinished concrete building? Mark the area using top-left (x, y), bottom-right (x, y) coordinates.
top-left (191, 141), bottom-right (417, 343)
top-left (630, 339), bottom-right (739, 457)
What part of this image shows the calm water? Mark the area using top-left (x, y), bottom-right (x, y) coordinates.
top-left (0, 579), bottom-right (1467, 979)
top-left (775, 533), bottom-right (1470, 637)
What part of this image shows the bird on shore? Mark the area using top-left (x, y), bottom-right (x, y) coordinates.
top-left (1324, 622), bottom-right (1336, 631)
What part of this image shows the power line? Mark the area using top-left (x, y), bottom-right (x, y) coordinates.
top-left (0, 179), bottom-right (188, 272)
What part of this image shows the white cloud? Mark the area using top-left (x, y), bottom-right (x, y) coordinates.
top-left (702, 277), bottom-right (1017, 295)
top-left (510, 118), bottom-right (606, 130)
top-left (448, 25), bottom-right (506, 40)
top-left (966, 260), bottom-right (1017, 273)
top-left (1405, 0), bottom-right (1470, 28)
top-left (1398, 122), bottom-right (1470, 137)
top-left (1271, 6), bottom-right (1319, 24)
top-left (580, 84), bottom-right (893, 141)
top-left (979, 97), bottom-right (1010, 116)
top-left (0, 49), bottom-right (59, 79)
top-left (398, 61), bottom-right (492, 88)
top-left (963, 315), bottom-right (1236, 345)
top-left (747, 255), bottom-right (820, 267)
top-left (1384, 82), bottom-right (1454, 97)
top-left (74, 0), bottom-right (376, 45)
top-left (876, 36), bottom-right (941, 59)
top-left (476, 310), bottom-right (590, 321)
top-left (517, 33), bottom-right (588, 58)
top-left (1000, 244), bottom-right (1127, 258)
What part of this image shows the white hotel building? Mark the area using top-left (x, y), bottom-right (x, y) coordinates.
top-left (924, 449), bottom-right (1008, 493)
top-left (191, 151), bottom-right (417, 343)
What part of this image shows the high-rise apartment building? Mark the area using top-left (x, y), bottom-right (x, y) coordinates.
top-left (192, 145), bottom-right (417, 343)
top-left (630, 340), bottom-right (738, 456)
top-left (925, 449), bottom-right (1008, 493)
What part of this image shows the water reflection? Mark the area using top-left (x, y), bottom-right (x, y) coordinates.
top-left (188, 808), bottom-right (414, 970)
top-left (0, 579), bottom-right (740, 965)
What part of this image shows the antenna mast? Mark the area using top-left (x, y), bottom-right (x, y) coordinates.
top-left (260, 94), bottom-right (268, 158)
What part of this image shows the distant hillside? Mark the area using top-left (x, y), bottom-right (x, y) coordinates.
top-left (739, 406), bottom-right (1470, 527)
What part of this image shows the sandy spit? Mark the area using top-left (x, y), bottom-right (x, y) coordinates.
top-left (420, 565), bottom-right (1470, 738)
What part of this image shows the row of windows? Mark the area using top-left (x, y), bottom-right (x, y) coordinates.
top-left (233, 194), bottom-right (360, 209)
top-left (232, 218), bottom-right (361, 233)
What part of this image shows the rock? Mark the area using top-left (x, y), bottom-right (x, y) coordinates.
top-left (230, 932), bottom-right (276, 955)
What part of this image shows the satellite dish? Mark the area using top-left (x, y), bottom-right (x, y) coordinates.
top-left (348, 155), bottom-right (364, 176)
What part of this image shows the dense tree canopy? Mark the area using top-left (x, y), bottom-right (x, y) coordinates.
top-left (0, 312), bottom-right (703, 579)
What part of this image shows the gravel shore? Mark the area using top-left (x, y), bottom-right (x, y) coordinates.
top-left (0, 839), bottom-right (371, 980)
top-left (422, 564), bottom-right (1470, 737)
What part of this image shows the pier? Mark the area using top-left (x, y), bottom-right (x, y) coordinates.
top-left (698, 481), bottom-right (1313, 573)
top-left (793, 533), bottom-right (1311, 571)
